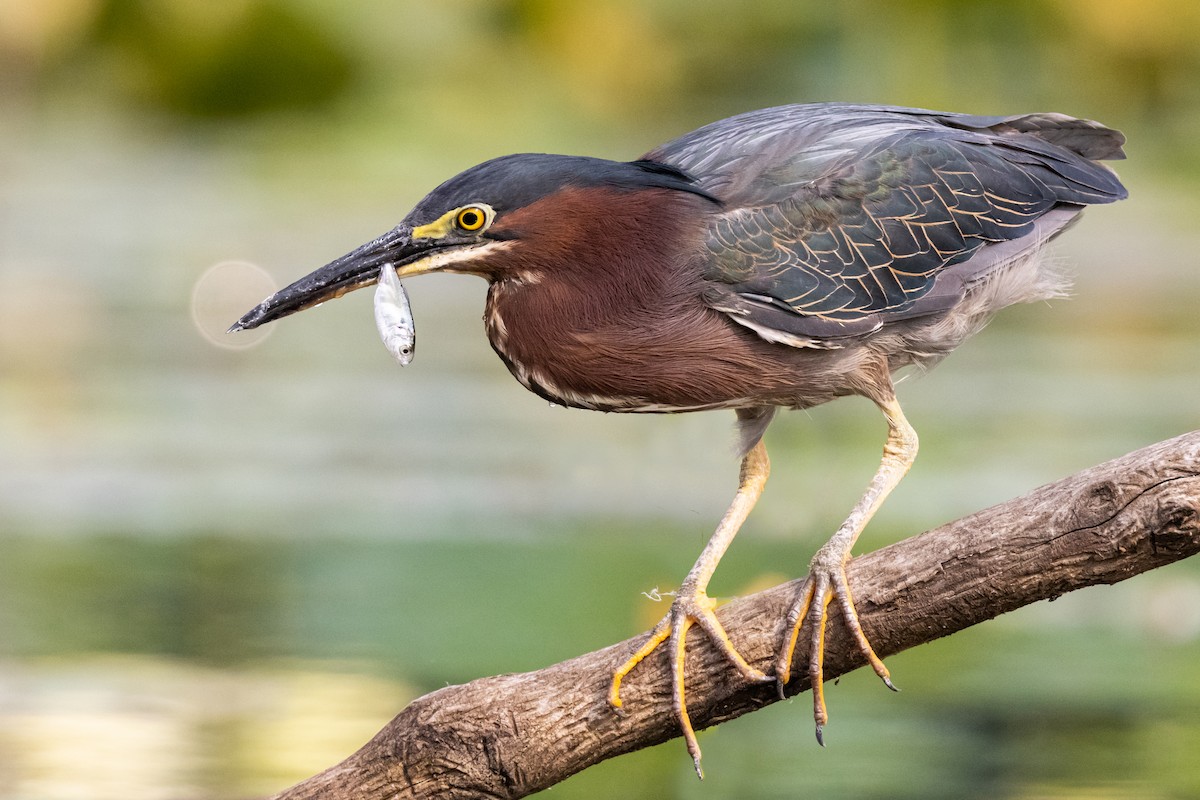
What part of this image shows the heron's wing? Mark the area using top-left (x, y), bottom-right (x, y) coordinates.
top-left (645, 104), bottom-right (1127, 345)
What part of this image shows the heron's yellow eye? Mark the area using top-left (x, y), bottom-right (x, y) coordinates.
top-left (456, 205), bottom-right (489, 232)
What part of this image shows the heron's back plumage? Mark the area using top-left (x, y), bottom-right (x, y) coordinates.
top-left (644, 103), bottom-right (1127, 347)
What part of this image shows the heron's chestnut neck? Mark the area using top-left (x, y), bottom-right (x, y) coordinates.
top-left (479, 186), bottom-right (713, 294)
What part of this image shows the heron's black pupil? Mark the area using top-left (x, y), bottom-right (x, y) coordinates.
top-left (461, 210), bottom-right (480, 229)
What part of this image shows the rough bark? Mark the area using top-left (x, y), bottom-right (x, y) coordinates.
top-left (271, 431), bottom-right (1200, 799)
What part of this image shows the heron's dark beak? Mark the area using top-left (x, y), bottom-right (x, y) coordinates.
top-left (229, 225), bottom-right (422, 332)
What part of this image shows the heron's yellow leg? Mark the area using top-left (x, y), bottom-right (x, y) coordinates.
top-left (775, 395), bottom-right (916, 744)
top-left (609, 439), bottom-right (773, 778)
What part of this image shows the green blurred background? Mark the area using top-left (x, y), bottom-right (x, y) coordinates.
top-left (1, 1), bottom-right (1198, 797)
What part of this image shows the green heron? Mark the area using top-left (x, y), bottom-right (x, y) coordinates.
top-left (231, 103), bottom-right (1127, 775)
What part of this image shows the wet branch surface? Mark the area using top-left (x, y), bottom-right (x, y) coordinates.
top-left (271, 431), bottom-right (1200, 799)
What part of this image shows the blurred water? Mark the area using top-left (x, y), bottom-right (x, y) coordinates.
top-left (1, 105), bottom-right (1198, 798)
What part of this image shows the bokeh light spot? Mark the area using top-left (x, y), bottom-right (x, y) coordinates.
top-left (191, 260), bottom-right (277, 349)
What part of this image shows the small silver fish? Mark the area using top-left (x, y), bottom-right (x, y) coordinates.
top-left (374, 264), bottom-right (415, 365)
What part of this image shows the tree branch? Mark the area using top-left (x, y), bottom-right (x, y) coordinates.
top-left (271, 431), bottom-right (1200, 799)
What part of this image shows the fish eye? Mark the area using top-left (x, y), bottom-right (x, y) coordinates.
top-left (455, 205), bottom-right (490, 232)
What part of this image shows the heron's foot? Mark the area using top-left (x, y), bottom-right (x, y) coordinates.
top-left (609, 585), bottom-right (771, 778)
top-left (774, 544), bottom-right (896, 745)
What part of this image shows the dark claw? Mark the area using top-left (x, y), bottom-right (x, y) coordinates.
top-left (815, 724), bottom-right (825, 747)
top-left (883, 676), bottom-right (899, 692)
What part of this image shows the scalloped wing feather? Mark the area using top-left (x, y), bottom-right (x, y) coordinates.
top-left (645, 104), bottom-right (1126, 346)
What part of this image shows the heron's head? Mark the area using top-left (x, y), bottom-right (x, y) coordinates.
top-left (229, 154), bottom-right (715, 332)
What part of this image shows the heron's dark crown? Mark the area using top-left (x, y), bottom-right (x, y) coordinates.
top-left (405, 154), bottom-right (717, 227)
